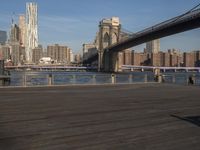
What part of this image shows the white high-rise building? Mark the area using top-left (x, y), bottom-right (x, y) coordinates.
top-left (146, 39), bottom-right (160, 53)
top-left (26, 2), bottom-right (38, 63)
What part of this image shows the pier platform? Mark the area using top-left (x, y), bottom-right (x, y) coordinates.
top-left (0, 83), bottom-right (200, 149)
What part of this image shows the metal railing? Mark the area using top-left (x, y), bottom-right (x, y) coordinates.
top-left (1, 72), bottom-right (200, 87)
top-left (6, 73), bottom-right (154, 87)
top-left (161, 74), bottom-right (200, 85)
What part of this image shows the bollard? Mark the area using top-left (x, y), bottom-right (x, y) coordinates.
top-left (129, 74), bottom-right (133, 83)
top-left (111, 74), bottom-right (116, 84)
top-left (158, 75), bottom-right (162, 83)
top-left (23, 75), bottom-right (27, 87)
top-left (48, 74), bottom-right (52, 86)
top-left (72, 75), bottom-right (76, 84)
top-left (172, 75), bottom-right (176, 83)
top-left (92, 75), bottom-right (96, 84)
top-left (192, 74), bottom-right (196, 85)
top-left (144, 74), bottom-right (148, 83)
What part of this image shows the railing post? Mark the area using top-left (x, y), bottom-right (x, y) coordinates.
top-left (23, 75), bottom-right (27, 87)
top-left (73, 75), bottom-right (76, 84)
top-left (193, 74), bottom-right (196, 85)
top-left (111, 74), bottom-right (116, 84)
top-left (172, 75), bottom-right (176, 83)
top-left (92, 75), bottom-right (96, 84)
top-left (48, 74), bottom-right (52, 86)
top-left (144, 74), bottom-right (148, 83)
top-left (129, 74), bottom-right (133, 84)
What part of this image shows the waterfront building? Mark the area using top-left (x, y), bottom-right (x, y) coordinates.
top-left (194, 51), bottom-right (200, 67)
top-left (183, 52), bottom-right (195, 67)
top-left (132, 51), bottom-right (142, 66)
top-left (26, 2), bottom-right (38, 63)
top-left (66, 47), bottom-right (71, 64)
top-left (70, 50), bottom-right (74, 63)
top-left (10, 42), bottom-right (21, 66)
top-left (74, 54), bottom-right (82, 63)
top-left (0, 45), bottom-right (10, 61)
top-left (32, 45), bottom-right (43, 64)
top-left (82, 43), bottom-right (97, 61)
top-left (0, 30), bottom-right (7, 45)
top-left (19, 14), bottom-right (26, 47)
top-left (170, 54), bottom-right (178, 67)
top-left (163, 52), bottom-right (170, 67)
top-left (146, 39), bottom-right (160, 54)
top-left (151, 52), bottom-right (163, 66)
top-left (123, 50), bottom-right (132, 65)
top-left (10, 24), bottom-right (20, 43)
top-left (47, 44), bottom-right (71, 64)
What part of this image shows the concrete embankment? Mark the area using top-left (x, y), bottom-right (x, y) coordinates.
top-left (0, 84), bottom-right (200, 149)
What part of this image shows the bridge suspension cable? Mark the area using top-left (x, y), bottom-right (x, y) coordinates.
top-left (173, 2), bottom-right (200, 22)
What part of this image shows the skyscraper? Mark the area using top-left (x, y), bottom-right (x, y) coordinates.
top-left (26, 2), bottom-right (38, 63)
top-left (0, 30), bottom-right (7, 45)
top-left (146, 39), bottom-right (160, 54)
top-left (10, 24), bottom-right (20, 43)
top-left (19, 14), bottom-right (26, 47)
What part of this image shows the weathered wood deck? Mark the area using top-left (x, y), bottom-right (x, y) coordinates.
top-left (0, 84), bottom-right (200, 150)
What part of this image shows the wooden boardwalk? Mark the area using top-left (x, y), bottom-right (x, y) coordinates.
top-left (0, 84), bottom-right (200, 150)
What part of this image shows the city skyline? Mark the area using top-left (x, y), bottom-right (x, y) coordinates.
top-left (0, 0), bottom-right (200, 53)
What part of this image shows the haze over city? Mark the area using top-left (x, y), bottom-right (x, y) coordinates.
top-left (0, 0), bottom-right (200, 53)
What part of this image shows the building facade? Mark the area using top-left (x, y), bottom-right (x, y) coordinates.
top-left (10, 42), bottom-right (21, 66)
top-left (0, 45), bottom-right (10, 61)
top-left (146, 39), bottom-right (160, 54)
top-left (82, 43), bottom-right (97, 61)
top-left (0, 30), bottom-right (7, 45)
top-left (47, 44), bottom-right (71, 64)
top-left (32, 45), bottom-right (43, 64)
top-left (10, 24), bottom-right (20, 43)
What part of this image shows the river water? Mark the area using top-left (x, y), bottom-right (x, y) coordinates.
top-left (9, 70), bottom-right (200, 86)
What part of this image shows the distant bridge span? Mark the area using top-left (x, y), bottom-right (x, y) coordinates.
top-left (108, 8), bottom-right (200, 53)
top-left (84, 8), bottom-right (200, 72)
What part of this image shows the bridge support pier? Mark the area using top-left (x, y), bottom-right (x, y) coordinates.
top-left (102, 52), bottom-right (119, 72)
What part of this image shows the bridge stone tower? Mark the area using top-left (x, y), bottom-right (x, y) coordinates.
top-left (98, 17), bottom-right (121, 72)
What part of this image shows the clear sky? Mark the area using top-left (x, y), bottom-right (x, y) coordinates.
top-left (0, 0), bottom-right (200, 54)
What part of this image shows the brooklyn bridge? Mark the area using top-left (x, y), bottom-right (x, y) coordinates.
top-left (83, 7), bottom-right (200, 72)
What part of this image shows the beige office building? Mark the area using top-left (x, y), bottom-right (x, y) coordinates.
top-left (146, 39), bottom-right (160, 53)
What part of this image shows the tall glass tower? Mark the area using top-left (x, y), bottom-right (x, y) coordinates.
top-left (26, 2), bottom-right (38, 63)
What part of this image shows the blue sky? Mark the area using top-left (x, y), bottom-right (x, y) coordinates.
top-left (0, 0), bottom-right (200, 54)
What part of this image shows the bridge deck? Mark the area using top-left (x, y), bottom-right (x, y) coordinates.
top-left (0, 84), bottom-right (200, 149)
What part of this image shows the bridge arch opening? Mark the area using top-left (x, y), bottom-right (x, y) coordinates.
top-left (112, 32), bottom-right (118, 44)
top-left (103, 32), bottom-right (110, 48)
